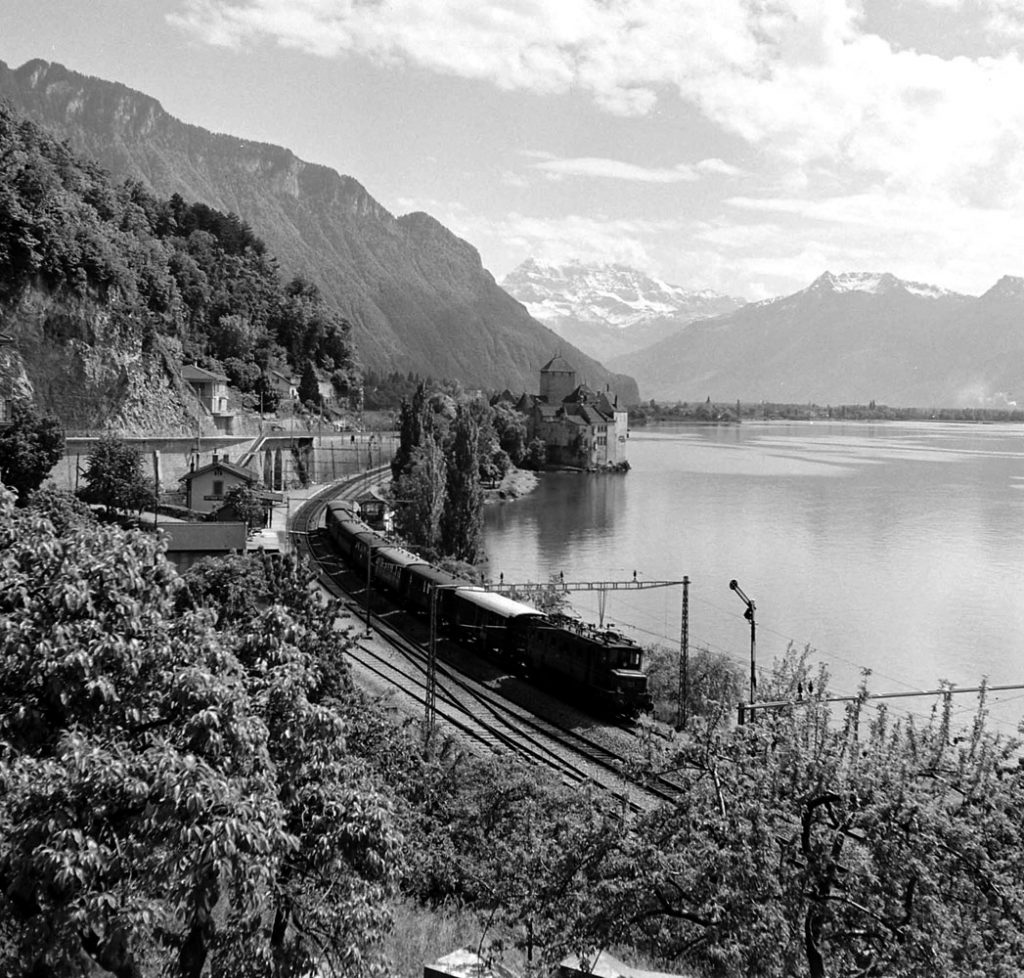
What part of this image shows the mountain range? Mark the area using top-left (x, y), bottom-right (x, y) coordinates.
top-left (501, 259), bottom-right (744, 363)
top-left (608, 271), bottom-right (1024, 407)
top-left (0, 59), bottom-right (637, 403)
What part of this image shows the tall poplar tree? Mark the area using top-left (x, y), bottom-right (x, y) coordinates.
top-left (393, 432), bottom-right (447, 552)
top-left (441, 403), bottom-right (484, 563)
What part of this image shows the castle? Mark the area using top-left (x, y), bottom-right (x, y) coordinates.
top-left (500, 355), bottom-right (629, 470)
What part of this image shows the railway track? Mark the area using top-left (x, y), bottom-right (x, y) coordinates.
top-left (289, 472), bottom-right (680, 809)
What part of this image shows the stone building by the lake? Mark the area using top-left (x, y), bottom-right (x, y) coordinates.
top-left (506, 355), bottom-right (629, 470)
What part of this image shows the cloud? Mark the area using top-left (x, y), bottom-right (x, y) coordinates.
top-left (168, 1), bottom-right (1024, 194)
top-left (520, 154), bottom-right (744, 183)
top-left (167, 0), bottom-right (1024, 297)
top-left (528, 156), bottom-right (699, 183)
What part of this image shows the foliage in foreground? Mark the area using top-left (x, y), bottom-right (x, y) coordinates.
top-left (599, 675), bottom-right (1024, 977)
top-left (3, 476), bottom-right (1024, 978)
top-left (0, 488), bottom-right (399, 977)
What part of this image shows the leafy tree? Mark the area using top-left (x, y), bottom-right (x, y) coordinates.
top-left (0, 399), bottom-right (64, 503)
top-left (521, 437), bottom-right (548, 471)
top-left (0, 487), bottom-right (400, 977)
top-left (402, 754), bottom-right (624, 969)
top-left (26, 484), bottom-right (97, 534)
top-left (215, 483), bottom-right (265, 529)
top-left (586, 659), bottom-right (1024, 977)
top-left (78, 434), bottom-right (156, 517)
top-left (490, 401), bottom-right (528, 466)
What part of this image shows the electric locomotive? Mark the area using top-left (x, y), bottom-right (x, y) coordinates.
top-left (322, 498), bottom-right (652, 717)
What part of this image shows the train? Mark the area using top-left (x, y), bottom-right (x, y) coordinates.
top-left (323, 499), bottom-right (653, 717)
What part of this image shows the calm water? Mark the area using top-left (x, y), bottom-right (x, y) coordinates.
top-left (484, 422), bottom-right (1024, 734)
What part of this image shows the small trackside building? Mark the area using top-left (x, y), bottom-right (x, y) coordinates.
top-left (180, 456), bottom-right (259, 515)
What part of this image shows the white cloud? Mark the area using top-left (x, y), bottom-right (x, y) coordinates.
top-left (520, 154), bottom-right (743, 182)
top-left (528, 156), bottom-right (700, 183)
top-left (168, 0), bottom-right (1024, 198)
top-left (167, 0), bottom-right (1024, 297)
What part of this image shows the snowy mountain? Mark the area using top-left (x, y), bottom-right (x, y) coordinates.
top-left (501, 259), bottom-right (745, 362)
top-left (607, 270), bottom-right (1024, 408)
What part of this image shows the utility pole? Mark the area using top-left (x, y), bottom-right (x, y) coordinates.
top-left (677, 576), bottom-right (689, 730)
top-left (364, 544), bottom-right (373, 638)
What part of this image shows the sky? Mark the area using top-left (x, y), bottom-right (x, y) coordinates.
top-left (4, 0), bottom-right (1024, 300)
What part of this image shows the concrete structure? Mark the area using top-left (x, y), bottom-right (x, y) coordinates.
top-left (513, 356), bottom-right (629, 470)
top-left (180, 455), bottom-right (259, 514)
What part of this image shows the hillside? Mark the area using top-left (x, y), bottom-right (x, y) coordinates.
top-left (502, 258), bottom-right (745, 363)
top-left (0, 100), bottom-right (359, 433)
top-left (0, 58), bottom-right (638, 403)
top-left (609, 271), bottom-right (1024, 407)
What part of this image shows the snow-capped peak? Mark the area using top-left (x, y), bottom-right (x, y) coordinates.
top-left (808, 271), bottom-right (955, 299)
top-left (501, 259), bottom-right (745, 330)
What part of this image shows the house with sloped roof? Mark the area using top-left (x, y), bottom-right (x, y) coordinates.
top-left (181, 364), bottom-right (235, 433)
top-left (510, 356), bottom-right (629, 470)
top-left (179, 454), bottom-right (259, 514)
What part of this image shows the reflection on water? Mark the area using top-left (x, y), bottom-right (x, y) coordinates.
top-left (484, 422), bottom-right (1024, 733)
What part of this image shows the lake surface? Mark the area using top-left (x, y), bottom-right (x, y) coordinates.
top-left (483, 422), bottom-right (1024, 735)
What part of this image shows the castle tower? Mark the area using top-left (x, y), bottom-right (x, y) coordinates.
top-left (539, 354), bottom-right (576, 404)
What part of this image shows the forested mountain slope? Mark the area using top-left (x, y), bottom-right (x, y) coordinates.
top-left (0, 101), bottom-right (354, 432)
top-left (0, 59), bottom-right (638, 402)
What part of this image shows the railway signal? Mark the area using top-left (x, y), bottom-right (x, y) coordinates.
top-left (729, 579), bottom-right (756, 719)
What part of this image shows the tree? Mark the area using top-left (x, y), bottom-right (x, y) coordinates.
top-left (441, 403), bottom-right (484, 563)
top-left (26, 484), bottom-right (96, 534)
top-left (521, 437), bottom-right (547, 471)
top-left (585, 658), bottom-right (1024, 977)
top-left (393, 434), bottom-right (447, 553)
top-left (0, 488), bottom-right (400, 977)
top-left (215, 482), bottom-right (265, 529)
top-left (490, 401), bottom-right (528, 466)
top-left (78, 434), bottom-right (155, 518)
top-left (253, 369), bottom-right (281, 414)
top-left (401, 754), bottom-right (625, 969)
top-left (298, 359), bottom-right (321, 409)
top-left (0, 399), bottom-right (64, 503)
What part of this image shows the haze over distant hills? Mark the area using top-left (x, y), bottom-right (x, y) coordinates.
top-left (609, 271), bottom-right (1024, 407)
top-left (0, 59), bottom-right (637, 402)
top-left (502, 259), bottom-right (745, 363)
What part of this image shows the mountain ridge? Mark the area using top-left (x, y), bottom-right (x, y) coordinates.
top-left (0, 58), bottom-right (638, 402)
top-left (610, 270), bottom-right (1022, 407)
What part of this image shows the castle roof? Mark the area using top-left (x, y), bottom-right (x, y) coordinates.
top-left (540, 354), bottom-right (575, 373)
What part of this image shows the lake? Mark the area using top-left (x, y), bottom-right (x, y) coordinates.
top-left (483, 422), bottom-right (1024, 735)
